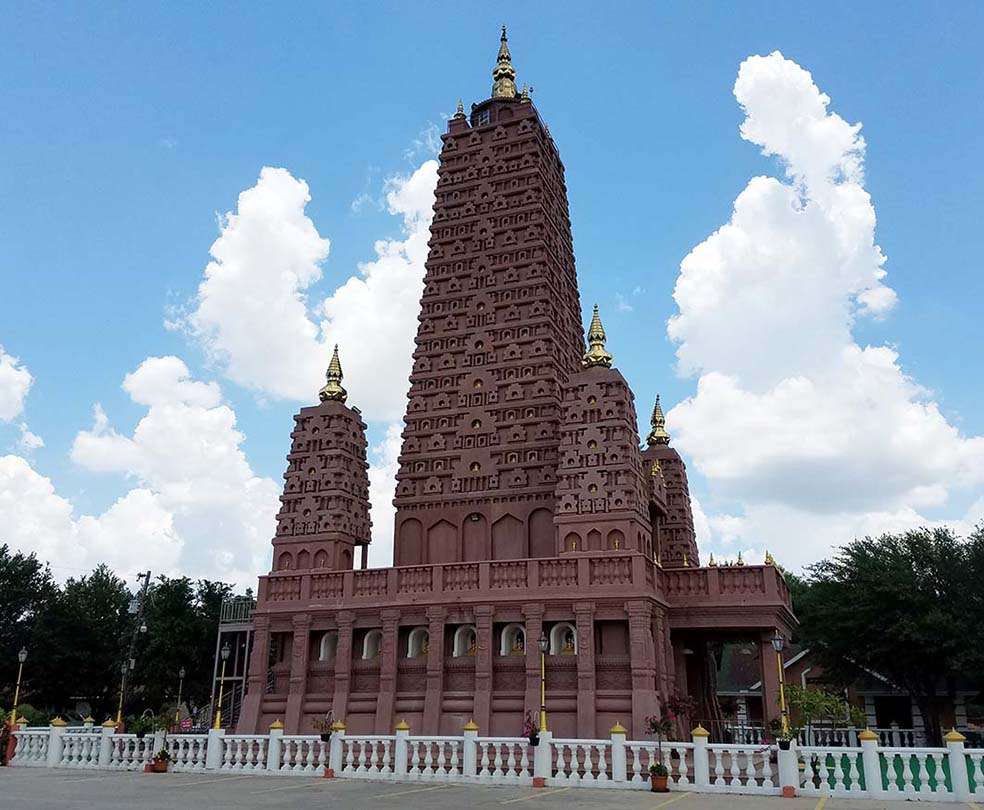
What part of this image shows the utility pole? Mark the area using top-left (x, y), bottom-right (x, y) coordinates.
top-left (116, 570), bottom-right (152, 726)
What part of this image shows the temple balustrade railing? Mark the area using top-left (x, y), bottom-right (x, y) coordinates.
top-left (256, 556), bottom-right (792, 624)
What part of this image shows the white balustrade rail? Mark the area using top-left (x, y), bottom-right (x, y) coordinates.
top-left (166, 734), bottom-right (208, 772)
top-left (7, 721), bottom-right (979, 801)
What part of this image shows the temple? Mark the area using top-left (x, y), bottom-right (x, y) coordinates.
top-left (238, 29), bottom-right (794, 739)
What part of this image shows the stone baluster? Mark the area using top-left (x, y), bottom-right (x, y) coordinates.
top-left (98, 720), bottom-right (116, 768)
top-left (47, 718), bottom-right (67, 768)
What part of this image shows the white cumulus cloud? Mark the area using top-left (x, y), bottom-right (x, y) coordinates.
top-left (666, 52), bottom-right (984, 569)
top-left (179, 161), bottom-right (437, 423)
top-left (0, 346), bottom-right (33, 422)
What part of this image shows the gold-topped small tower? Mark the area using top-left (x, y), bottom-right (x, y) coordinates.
top-left (492, 26), bottom-right (517, 99)
top-left (454, 99), bottom-right (465, 119)
top-left (647, 395), bottom-right (671, 446)
top-left (582, 305), bottom-right (613, 368)
top-left (319, 345), bottom-right (347, 404)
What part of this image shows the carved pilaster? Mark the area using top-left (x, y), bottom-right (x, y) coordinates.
top-left (423, 606), bottom-right (447, 733)
top-left (374, 609), bottom-right (401, 732)
top-left (626, 599), bottom-right (657, 738)
top-left (521, 604), bottom-right (545, 728)
top-left (473, 605), bottom-right (494, 732)
top-left (574, 602), bottom-right (596, 737)
top-left (285, 613), bottom-right (312, 733)
top-left (331, 611), bottom-right (355, 724)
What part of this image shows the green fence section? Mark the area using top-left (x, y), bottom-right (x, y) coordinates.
top-left (968, 753), bottom-right (982, 794)
top-left (801, 752), bottom-right (865, 791)
top-left (879, 751), bottom-right (950, 793)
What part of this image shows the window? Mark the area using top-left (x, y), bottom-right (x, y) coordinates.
top-left (499, 623), bottom-right (526, 656)
top-left (473, 108), bottom-right (491, 127)
top-left (318, 632), bottom-right (338, 664)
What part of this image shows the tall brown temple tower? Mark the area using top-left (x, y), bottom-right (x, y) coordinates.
top-left (239, 29), bottom-right (795, 741)
top-left (393, 27), bottom-right (584, 565)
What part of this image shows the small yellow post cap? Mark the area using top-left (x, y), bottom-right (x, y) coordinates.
top-left (50, 717), bottom-right (67, 727)
top-left (330, 720), bottom-right (346, 732)
top-left (692, 724), bottom-right (710, 738)
top-left (102, 718), bottom-right (117, 728)
top-left (944, 728), bottom-right (966, 743)
top-left (610, 721), bottom-right (627, 734)
top-left (463, 718), bottom-right (479, 732)
top-left (395, 719), bottom-right (410, 731)
top-left (269, 719), bottom-right (284, 730)
top-left (858, 728), bottom-right (878, 741)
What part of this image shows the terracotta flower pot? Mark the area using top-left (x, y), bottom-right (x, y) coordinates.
top-left (650, 773), bottom-right (669, 792)
top-left (144, 760), bottom-right (168, 773)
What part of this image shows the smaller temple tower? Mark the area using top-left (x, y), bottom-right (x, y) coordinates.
top-left (553, 307), bottom-right (653, 555)
top-left (270, 347), bottom-right (372, 573)
top-left (641, 396), bottom-right (700, 567)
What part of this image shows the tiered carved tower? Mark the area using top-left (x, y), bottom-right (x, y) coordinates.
top-left (239, 30), bottom-right (794, 740)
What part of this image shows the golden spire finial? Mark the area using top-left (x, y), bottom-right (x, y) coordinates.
top-left (646, 395), bottom-right (671, 446)
top-left (454, 99), bottom-right (465, 118)
top-left (582, 305), bottom-right (613, 368)
top-left (492, 26), bottom-right (517, 99)
top-left (520, 84), bottom-right (530, 103)
top-left (319, 345), bottom-right (347, 404)
top-left (736, 550), bottom-right (745, 566)
top-left (682, 550), bottom-right (690, 567)
top-left (764, 550), bottom-right (776, 566)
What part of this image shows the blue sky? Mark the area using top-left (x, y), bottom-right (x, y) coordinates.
top-left (2, 2), bottom-right (982, 583)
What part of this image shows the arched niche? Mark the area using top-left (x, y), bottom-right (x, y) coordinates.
top-left (428, 519), bottom-right (458, 564)
top-left (318, 631), bottom-right (338, 664)
top-left (462, 513), bottom-right (487, 561)
top-left (492, 514), bottom-right (524, 560)
top-left (452, 625), bottom-right (477, 657)
top-left (362, 629), bottom-right (383, 660)
top-left (399, 519), bottom-right (423, 565)
top-left (499, 623), bottom-right (526, 657)
top-left (277, 551), bottom-right (293, 571)
top-left (340, 547), bottom-right (353, 570)
top-left (607, 529), bottom-right (625, 550)
top-left (528, 508), bottom-right (554, 558)
top-left (549, 622), bottom-right (577, 655)
top-left (587, 529), bottom-right (602, 551)
top-left (563, 532), bottom-right (580, 553)
top-left (296, 549), bottom-right (311, 570)
top-left (407, 626), bottom-right (430, 658)
top-left (313, 549), bottom-right (328, 569)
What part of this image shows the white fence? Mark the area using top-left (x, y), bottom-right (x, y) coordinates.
top-left (9, 721), bottom-right (982, 801)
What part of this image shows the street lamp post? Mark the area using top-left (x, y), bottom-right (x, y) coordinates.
top-left (8, 647), bottom-right (27, 728)
top-left (115, 661), bottom-right (128, 727)
top-left (771, 630), bottom-right (790, 737)
top-left (174, 667), bottom-right (186, 727)
top-left (213, 643), bottom-right (231, 730)
top-left (537, 632), bottom-right (549, 732)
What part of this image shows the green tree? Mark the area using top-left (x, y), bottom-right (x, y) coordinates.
top-left (29, 565), bottom-right (131, 719)
top-left (796, 526), bottom-right (984, 746)
top-left (0, 544), bottom-right (55, 711)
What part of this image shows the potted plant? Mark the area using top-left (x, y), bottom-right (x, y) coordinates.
top-left (128, 716), bottom-right (151, 739)
top-left (313, 711), bottom-right (335, 744)
top-left (145, 748), bottom-right (171, 773)
top-left (645, 710), bottom-right (674, 793)
top-left (523, 711), bottom-right (539, 747)
top-left (649, 761), bottom-right (670, 792)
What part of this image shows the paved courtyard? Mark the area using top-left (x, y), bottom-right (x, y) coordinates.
top-left (2, 768), bottom-right (979, 809)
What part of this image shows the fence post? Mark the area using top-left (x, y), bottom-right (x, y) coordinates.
top-left (267, 720), bottom-right (283, 773)
top-left (692, 725), bottom-right (710, 790)
top-left (532, 730), bottom-right (552, 788)
top-left (152, 729), bottom-right (165, 758)
top-left (328, 721), bottom-right (344, 777)
top-left (858, 728), bottom-right (882, 799)
top-left (205, 727), bottom-right (225, 770)
top-left (98, 720), bottom-right (116, 768)
top-left (47, 718), bottom-right (67, 767)
top-left (393, 720), bottom-right (409, 778)
top-left (778, 740), bottom-right (799, 798)
top-left (83, 716), bottom-right (95, 730)
top-left (610, 722), bottom-right (627, 783)
top-left (946, 729), bottom-right (971, 801)
top-left (462, 719), bottom-right (478, 779)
